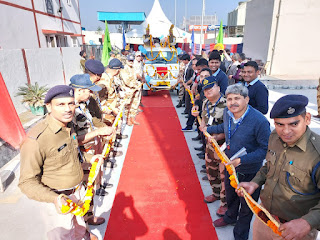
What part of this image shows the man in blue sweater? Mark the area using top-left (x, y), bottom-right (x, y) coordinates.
top-left (243, 61), bottom-right (269, 114)
top-left (208, 51), bottom-right (229, 95)
top-left (205, 83), bottom-right (271, 240)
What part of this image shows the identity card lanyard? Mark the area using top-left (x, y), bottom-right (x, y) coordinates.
top-left (227, 108), bottom-right (250, 150)
top-left (206, 94), bottom-right (222, 123)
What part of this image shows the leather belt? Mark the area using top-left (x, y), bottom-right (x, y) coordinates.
top-left (54, 187), bottom-right (77, 195)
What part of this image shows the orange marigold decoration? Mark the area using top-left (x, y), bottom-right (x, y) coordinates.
top-left (57, 93), bottom-right (137, 216)
top-left (185, 89), bottom-right (282, 236)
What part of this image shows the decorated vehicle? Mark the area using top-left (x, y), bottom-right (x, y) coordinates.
top-left (143, 46), bottom-right (179, 91)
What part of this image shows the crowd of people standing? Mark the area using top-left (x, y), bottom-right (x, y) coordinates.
top-left (18, 50), bottom-right (146, 240)
top-left (176, 49), bottom-right (320, 240)
top-left (17, 45), bottom-right (320, 240)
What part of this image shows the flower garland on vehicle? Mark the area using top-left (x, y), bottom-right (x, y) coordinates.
top-left (185, 89), bottom-right (282, 237)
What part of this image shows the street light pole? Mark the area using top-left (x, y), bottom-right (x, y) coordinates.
top-left (175, 0), bottom-right (177, 26)
top-left (185, 0), bottom-right (187, 31)
top-left (200, 0), bottom-right (205, 48)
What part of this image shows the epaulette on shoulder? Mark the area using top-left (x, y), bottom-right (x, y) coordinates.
top-left (27, 120), bottom-right (48, 140)
top-left (310, 132), bottom-right (320, 156)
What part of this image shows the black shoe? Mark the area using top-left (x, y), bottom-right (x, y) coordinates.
top-left (202, 164), bottom-right (206, 169)
top-left (194, 146), bottom-right (204, 151)
top-left (181, 112), bottom-right (188, 115)
top-left (104, 161), bottom-right (117, 168)
top-left (192, 135), bottom-right (201, 141)
top-left (202, 176), bottom-right (209, 181)
top-left (197, 153), bottom-right (205, 159)
top-left (114, 142), bottom-right (122, 148)
top-left (185, 115), bottom-right (188, 118)
top-left (101, 183), bottom-right (113, 189)
top-left (200, 169), bottom-right (207, 174)
top-left (176, 101), bottom-right (183, 108)
top-left (96, 188), bottom-right (108, 196)
top-left (117, 134), bottom-right (128, 139)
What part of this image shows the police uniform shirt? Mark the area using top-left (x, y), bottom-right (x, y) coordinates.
top-left (19, 115), bottom-right (83, 203)
top-left (252, 128), bottom-right (320, 230)
top-left (120, 65), bottom-right (138, 90)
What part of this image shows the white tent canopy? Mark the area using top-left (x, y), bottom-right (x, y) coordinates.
top-left (127, 0), bottom-right (190, 40)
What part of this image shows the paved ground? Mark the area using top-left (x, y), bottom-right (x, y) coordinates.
top-left (0, 87), bottom-right (320, 240)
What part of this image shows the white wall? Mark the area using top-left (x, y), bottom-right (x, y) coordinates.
top-left (0, 47), bottom-right (82, 114)
top-left (0, 4), bottom-right (39, 49)
top-left (0, 49), bottom-right (29, 114)
top-left (242, 0), bottom-right (275, 62)
top-left (228, 2), bottom-right (247, 26)
top-left (268, 0), bottom-right (320, 77)
top-left (0, 0), bottom-right (82, 49)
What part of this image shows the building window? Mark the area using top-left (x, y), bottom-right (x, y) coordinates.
top-left (45, 0), bottom-right (54, 14)
top-left (72, 37), bottom-right (78, 47)
top-left (56, 36), bottom-right (68, 47)
top-left (67, 0), bottom-right (71, 6)
top-left (46, 35), bottom-right (56, 48)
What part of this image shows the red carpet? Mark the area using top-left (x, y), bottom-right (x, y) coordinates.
top-left (104, 91), bottom-right (218, 240)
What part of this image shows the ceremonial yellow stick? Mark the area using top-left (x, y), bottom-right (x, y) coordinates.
top-left (185, 88), bottom-right (282, 236)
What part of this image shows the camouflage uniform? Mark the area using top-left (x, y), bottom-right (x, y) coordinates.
top-left (178, 61), bottom-right (186, 101)
top-left (73, 102), bottom-right (103, 222)
top-left (96, 72), bottom-right (124, 138)
top-left (202, 96), bottom-right (227, 207)
top-left (120, 65), bottom-right (141, 120)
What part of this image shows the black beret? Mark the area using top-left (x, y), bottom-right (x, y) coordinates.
top-left (44, 85), bottom-right (74, 103)
top-left (108, 58), bottom-right (124, 69)
top-left (270, 94), bottom-right (308, 119)
top-left (202, 76), bottom-right (218, 90)
top-left (85, 59), bottom-right (105, 75)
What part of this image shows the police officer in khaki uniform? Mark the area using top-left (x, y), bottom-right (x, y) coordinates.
top-left (120, 54), bottom-right (141, 126)
top-left (19, 85), bottom-right (98, 240)
top-left (239, 95), bottom-right (320, 240)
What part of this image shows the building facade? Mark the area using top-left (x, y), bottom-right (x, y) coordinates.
top-left (227, 1), bottom-right (248, 37)
top-left (243, 0), bottom-right (320, 77)
top-left (0, 0), bottom-right (83, 49)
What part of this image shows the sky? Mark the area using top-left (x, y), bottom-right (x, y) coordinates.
top-left (79, 0), bottom-right (242, 31)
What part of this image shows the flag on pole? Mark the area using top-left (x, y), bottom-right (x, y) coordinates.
top-left (101, 20), bottom-right (112, 66)
top-left (0, 72), bottom-right (26, 149)
top-left (191, 28), bottom-right (195, 54)
top-left (122, 26), bottom-right (126, 49)
top-left (217, 20), bottom-right (224, 44)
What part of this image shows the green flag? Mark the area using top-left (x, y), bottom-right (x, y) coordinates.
top-left (101, 20), bottom-right (112, 66)
top-left (217, 20), bottom-right (223, 44)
